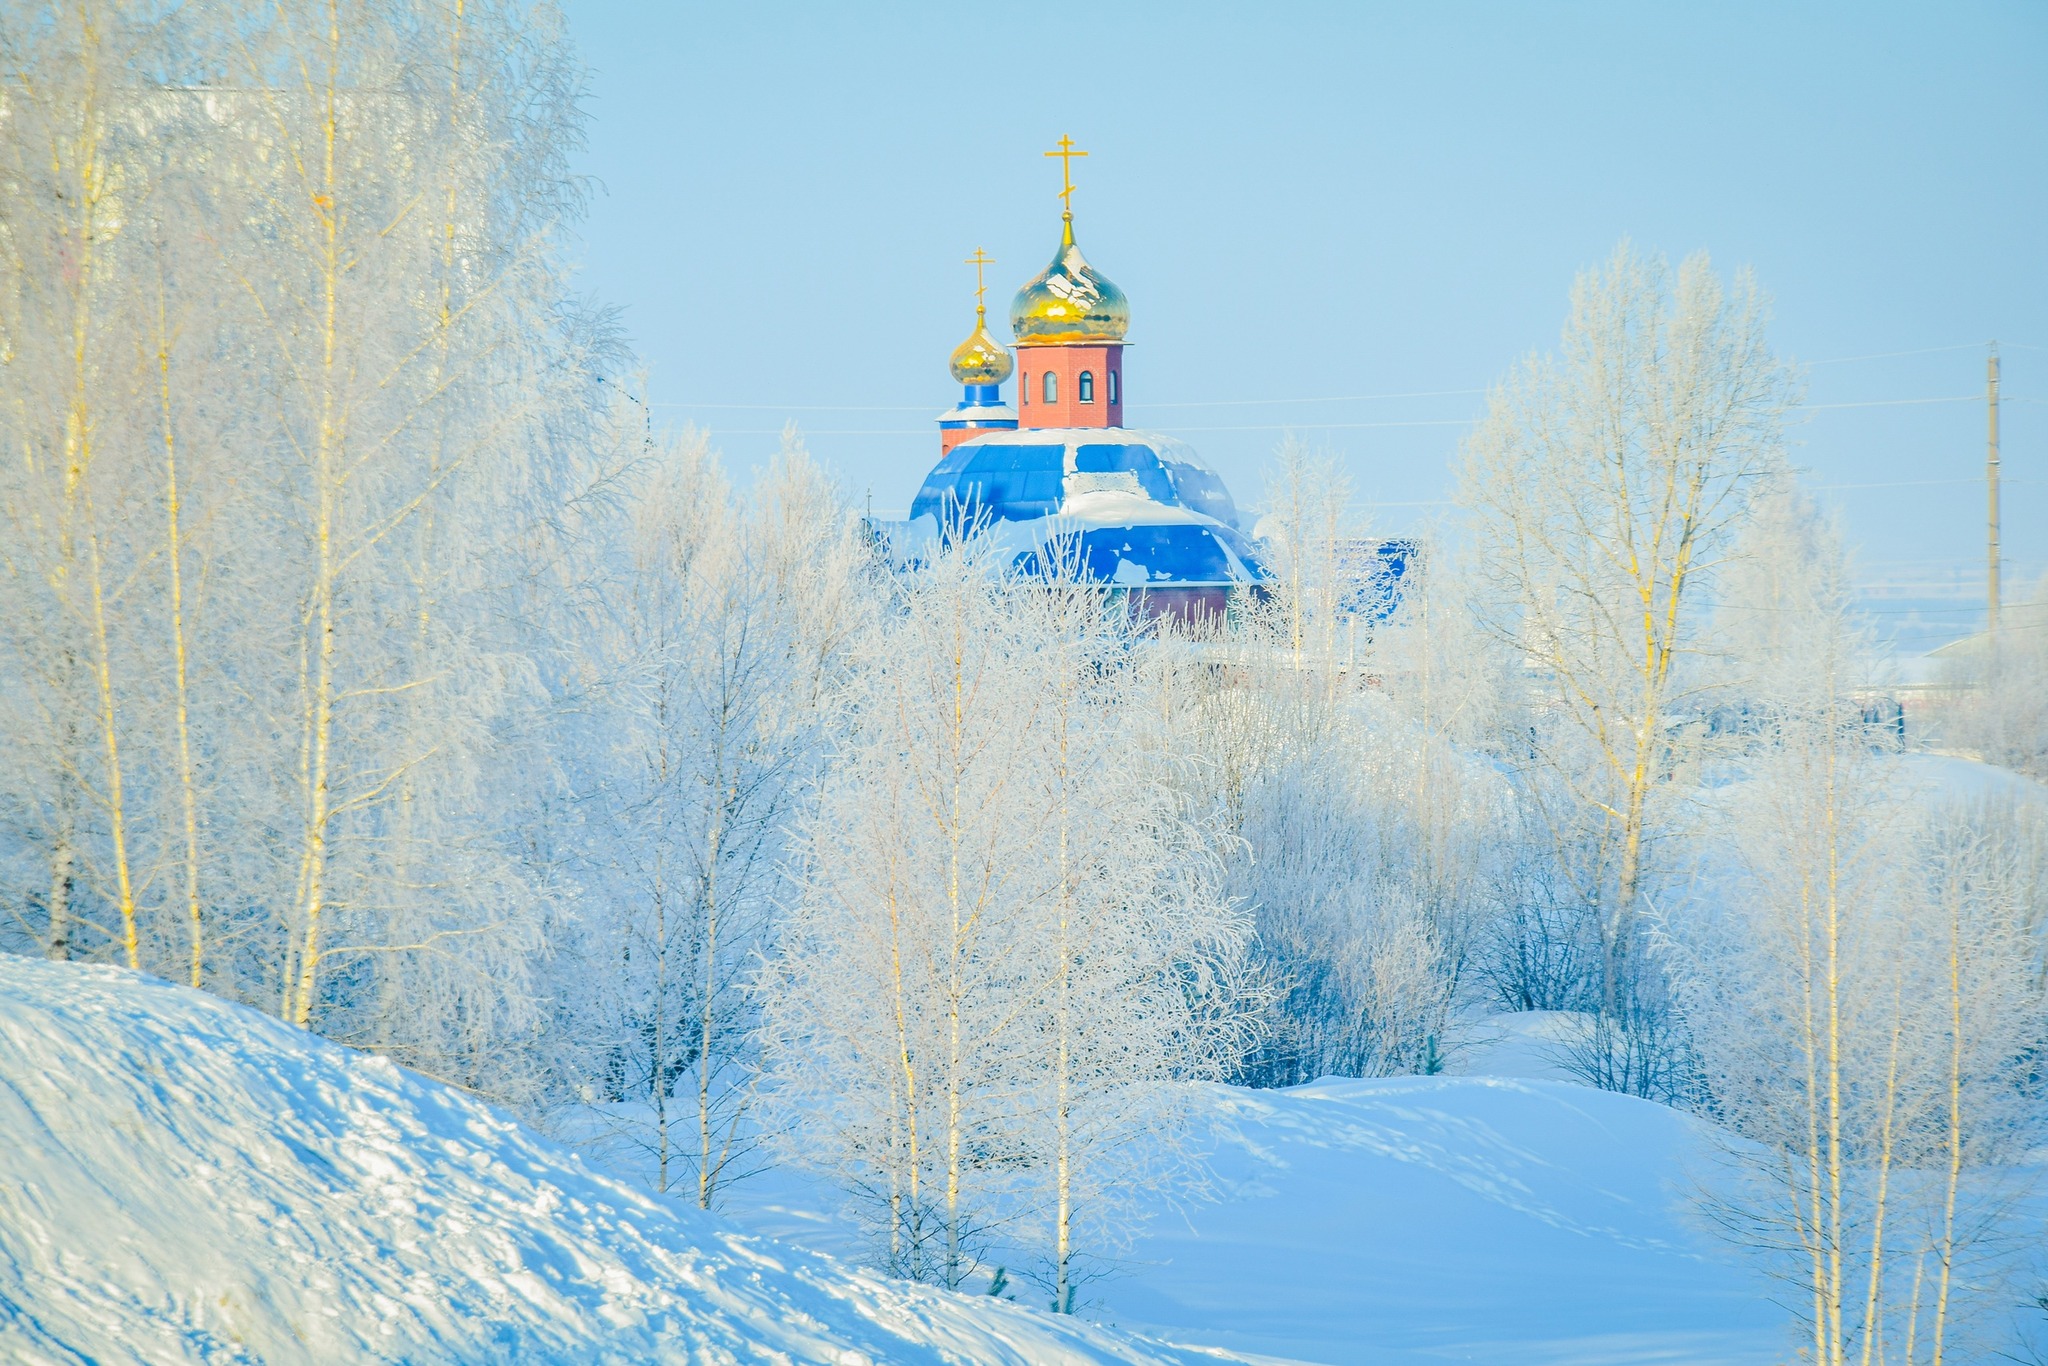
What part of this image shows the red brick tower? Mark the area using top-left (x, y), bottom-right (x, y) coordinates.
top-left (1010, 137), bottom-right (1129, 432)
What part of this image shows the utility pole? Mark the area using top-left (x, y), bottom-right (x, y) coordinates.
top-left (1987, 343), bottom-right (2001, 634)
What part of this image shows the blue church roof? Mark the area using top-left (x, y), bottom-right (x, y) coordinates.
top-left (900, 428), bottom-right (1270, 589)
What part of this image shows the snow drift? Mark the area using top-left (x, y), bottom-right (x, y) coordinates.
top-left (725, 1028), bottom-right (1788, 1365)
top-left (1100, 1076), bottom-right (1784, 1364)
top-left (0, 958), bottom-right (1189, 1365)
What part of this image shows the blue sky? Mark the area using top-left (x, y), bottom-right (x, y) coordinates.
top-left (562, 1), bottom-right (2046, 630)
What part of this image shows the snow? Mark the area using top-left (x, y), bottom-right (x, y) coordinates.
top-left (1056, 487), bottom-right (1207, 528)
top-left (0, 958), bottom-right (1199, 1365)
top-left (1094, 1077), bottom-right (1781, 1364)
top-left (722, 1058), bottom-right (1784, 1365)
top-left (0, 955), bottom-right (1790, 1364)
top-left (1451, 1010), bottom-right (1590, 1085)
top-left (1893, 751), bottom-right (2048, 803)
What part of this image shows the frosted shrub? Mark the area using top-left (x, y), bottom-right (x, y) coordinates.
top-left (760, 538), bottom-right (1250, 1301)
top-left (1937, 574), bottom-right (2048, 780)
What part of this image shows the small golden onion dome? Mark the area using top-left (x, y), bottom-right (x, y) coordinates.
top-left (949, 307), bottom-right (1015, 385)
top-left (1009, 217), bottom-right (1129, 346)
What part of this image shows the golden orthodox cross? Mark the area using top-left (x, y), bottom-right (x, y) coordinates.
top-left (1044, 135), bottom-right (1088, 215)
top-left (965, 248), bottom-right (994, 310)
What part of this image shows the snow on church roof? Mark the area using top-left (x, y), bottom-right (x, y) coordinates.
top-left (911, 428), bottom-right (1245, 529)
top-left (895, 428), bottom-right (1270, 589)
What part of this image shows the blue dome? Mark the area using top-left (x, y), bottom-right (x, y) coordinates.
top-left (1016, 522), bottom-right (1267, 588)
top-left (911, 431), bottom-right (1244, 529)
top-left (904, 428), bottom-right (1269, 589)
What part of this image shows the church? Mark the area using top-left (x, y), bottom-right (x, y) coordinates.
top-left (890, 138), bottom-right (1273, 621)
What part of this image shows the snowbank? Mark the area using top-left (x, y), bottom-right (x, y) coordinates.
top-left (1102, 1076), bottom-right (1783, 1364)
top-left (0, 958), bottom-right (1193, 1365)
top-left (0, 956), bottom-right (1796, 1365)
top-left (726, 1070), bottom-right (1785, 1365)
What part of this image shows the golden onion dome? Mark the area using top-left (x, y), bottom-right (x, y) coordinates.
top-left (1009, 216), bottom-right (1129, 346)
top-left (948, 306), bottom-right (1014, 385)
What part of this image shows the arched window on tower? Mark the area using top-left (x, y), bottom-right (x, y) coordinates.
top-left (1020, 372), bottom-right (1029, 404)
top-left (1108, 369), bottom-right (1119, 404)
top-left (1043, 371), bottom-right (1058, 404)
top-left (1078, 371), bottom-right (1095, 403)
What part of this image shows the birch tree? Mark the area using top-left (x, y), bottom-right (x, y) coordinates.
top-left (567, 427), bottom-right (862, 1209)
top-left (1671, 490), bottom-right (2048, 1364)
top-left (763, 536), bottom-right (1057, 1287)
top-left (1459, 241), bottom-right (1798, 1072)
top-left (1, 0), bottom-right (604, 1102)
top-left (0, 0), bottom-right (165, 970)
top-left (1020, 558), bottom-right (1249, 1310)
top-left (1675, 582), bottom-right (1915, 1365)
top-left (762, 537), bottom-right (1252, 1292)
top-left (128, 1), bottom-right (592, 1091)
top-left (1902, 797), bottom-right (2045, 1366)
top-left (1681, 774), bottom-right (2047, 1365)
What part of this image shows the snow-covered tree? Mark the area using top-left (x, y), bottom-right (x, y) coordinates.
top-left (762, 534), bottom-right (1250, 1293)
top-left (206, 0), bottom-right (569, 1040)
top-left (0, 0), bottom-right (605, 1101)
top-left (1669, 491), bottom-right (2048, 1364)
top-left (1365, 532), bottom-right (1545, 1029)
top-left (1017, 558), bottom-right (1249, 1310)
top-left (1183, 443), bottom-right (1373, 1082)
top-left (1458, 241), bottom-right (1799, 1087)
top-left (762, 535), bottom-right (1054, 1285)
top-left (1160, 445), bottom-right (1508, 1087)
top-left (561, 426), bottom-right (863, 1208)
top-left (0, 0), bottom-right (175, 972)
top-left (1938, 572), bottom-right (2048, 781)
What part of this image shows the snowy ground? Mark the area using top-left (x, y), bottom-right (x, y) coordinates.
top-left (0, 954), bottom-right (1795, 1364)
top-left (723, 1062), bottom-right (1785, 1365)
top-left (1093, 1077), bottom-right (1782, 1364)
top-left (0, 958), bottom-right (1203, 1365)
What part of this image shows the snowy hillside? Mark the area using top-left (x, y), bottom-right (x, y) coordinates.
top-left (0, 959), bottom-right (1196, 1365)
top-left (0, 957), bottom-right (1792, 1366)
top-left (1101, 1077), bottom-right (1783, 1364)
top-left (725, 1064), bottom-right (1785, 1365)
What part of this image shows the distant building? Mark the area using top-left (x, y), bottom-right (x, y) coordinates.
top-left (884, 139), bottom-right (1274, 623)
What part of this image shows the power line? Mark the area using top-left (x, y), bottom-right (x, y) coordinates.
top-left (1138, 387), bottom-right (1487, 409)
top-left (638, 337), bottom-right (2041, 415)
top-left (663, 428), bottom-right (933, 436)
top-left (1884, 617), bottom-right (2048, 633)
top-left (1148, 418), bottom-right (1476, 433)
top-left (681, 401), bottom-right (2037, 437)
top-left (1804, 344), bottom-right (1985, 366)
top-left (1803, 395), bottom-right (1982, 410)
top-left (645, 391), bottom-right (2027, 421)
top-left (647, 402), bottom-right (932, 412)
top-left (647, 418), bottom-right (1483, 437)
top-left (1813, 477), bottom-right (2040, 491)
top-left (645, 388), bottom-right (1493, 414)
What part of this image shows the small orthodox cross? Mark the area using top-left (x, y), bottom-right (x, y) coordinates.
top-left (1044, 135), bottom-right (1088, 215)
top-left (965, 248), bottom-right (994, 310)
